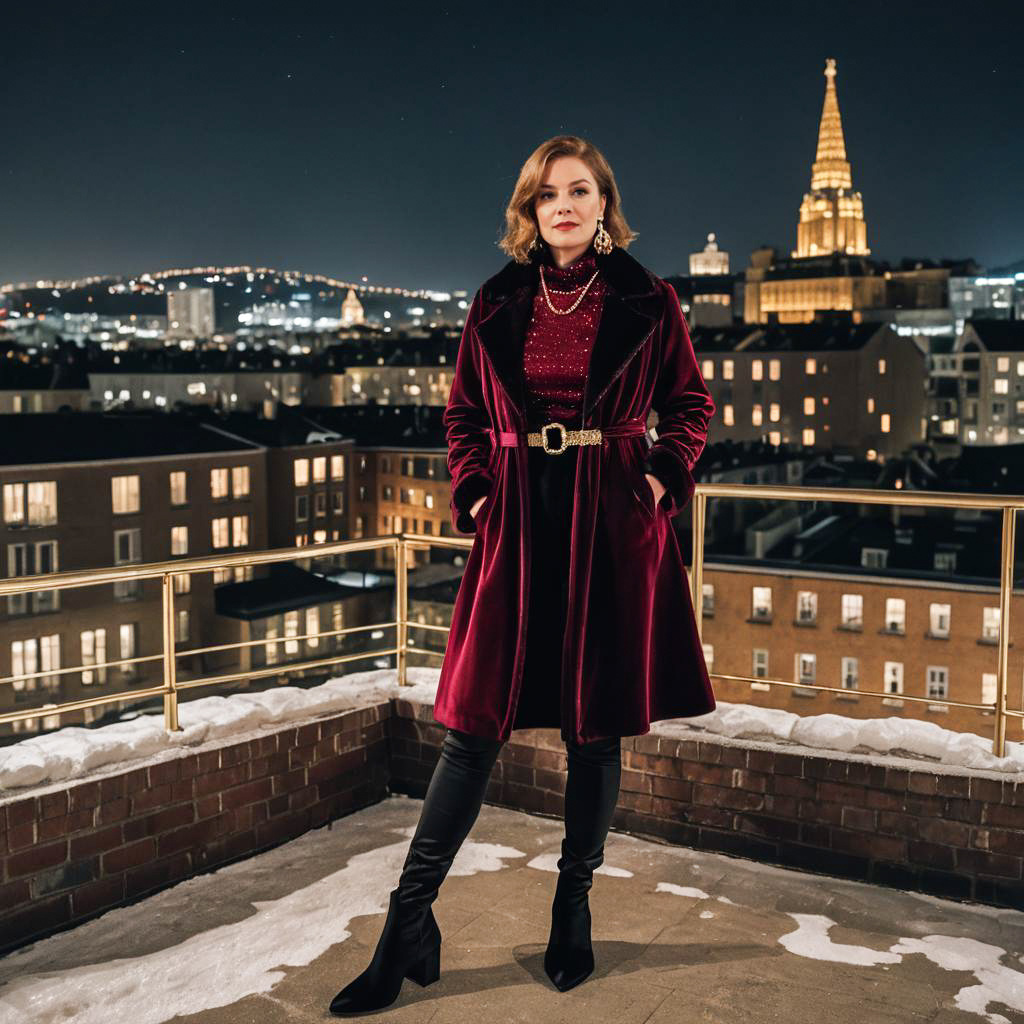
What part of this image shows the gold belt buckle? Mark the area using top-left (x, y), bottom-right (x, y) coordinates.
top-left (541, 421), bottom-right (568, 454)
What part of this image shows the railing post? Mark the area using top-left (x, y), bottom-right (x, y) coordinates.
top-left (396, 535), bottom-right (408, 686)
top-left (994, 506), bottom-right (1016, 759)
top-left (161, 572), bottom-right (180, 731)
top-left (691, 490), bottom-right (707, 641)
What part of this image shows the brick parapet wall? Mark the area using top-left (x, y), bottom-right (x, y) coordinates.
top-left (2, 695), bottom-right (1022, 954)
top-left (388, 699), bottom-right (1024, 909)
top-left (0, 703), bottom-right (390, 954)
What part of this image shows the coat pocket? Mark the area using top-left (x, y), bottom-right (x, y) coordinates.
top-left (628, 456), bottom-right (656, 519)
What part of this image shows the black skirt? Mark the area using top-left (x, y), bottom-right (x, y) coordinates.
top-left (511, 441), bottom-right (577, 731)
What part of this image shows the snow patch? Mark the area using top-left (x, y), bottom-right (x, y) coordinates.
top-left (0, 830), bottom-right (524, 1024)
top-left (2, 668), bottom-right (1022, 798)
top-left (526, 852), bottom-right (633, 877)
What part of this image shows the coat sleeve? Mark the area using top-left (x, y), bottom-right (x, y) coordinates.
top-left (642, 280), bottom-right (715, 518)
top-left (443, 288), bottom-right (495, 534)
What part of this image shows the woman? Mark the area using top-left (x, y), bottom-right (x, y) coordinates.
top-left (329, 135), bottom-right (716, 1016)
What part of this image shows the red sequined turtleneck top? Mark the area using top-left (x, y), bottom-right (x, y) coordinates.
top-left (522, 245), bottom-right (606, 426)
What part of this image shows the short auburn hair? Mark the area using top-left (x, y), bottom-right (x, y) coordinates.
top-left (497, 134), bottom-right (638, 264)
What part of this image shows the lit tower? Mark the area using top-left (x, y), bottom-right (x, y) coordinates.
top-left (793, 58), bottom-right (870, 258)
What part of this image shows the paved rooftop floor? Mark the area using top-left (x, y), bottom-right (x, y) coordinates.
top-left (2, 795), bottom-right (1023, 1024)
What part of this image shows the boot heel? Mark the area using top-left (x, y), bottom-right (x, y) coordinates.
top-left (405, 944), bottom-right (440, 987)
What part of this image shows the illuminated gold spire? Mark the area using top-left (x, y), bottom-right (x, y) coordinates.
top-left (811, 58), bottom-right (851, 189)
top-left (793, 58), bottom-right (870, 258)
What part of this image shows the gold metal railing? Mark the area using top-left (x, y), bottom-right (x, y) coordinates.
top-left (0, 483), bottom-right (1020, 756)
top-left (689, 483), bottom-right (1023, 759)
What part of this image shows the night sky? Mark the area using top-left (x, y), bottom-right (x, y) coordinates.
top-left (3, 1), bottom-right (1021, 292)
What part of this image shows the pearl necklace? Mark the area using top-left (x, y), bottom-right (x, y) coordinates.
top-left (539, 263), bottom-right (601, 315)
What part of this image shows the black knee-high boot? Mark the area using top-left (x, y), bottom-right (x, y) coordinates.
top-left (329, 728), bottom-right (503, 1016)
top-left (544, 734), bottom-right (622, 992)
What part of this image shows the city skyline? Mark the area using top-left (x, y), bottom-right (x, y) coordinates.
top-left (3, 1), bottom-right (1021, 291)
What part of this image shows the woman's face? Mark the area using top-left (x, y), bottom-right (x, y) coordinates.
top-left (533, 155), bottom-right (607, 266)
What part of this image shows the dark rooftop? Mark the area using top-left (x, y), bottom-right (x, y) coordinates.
top-left (0, 410), bottom-right (259, 466)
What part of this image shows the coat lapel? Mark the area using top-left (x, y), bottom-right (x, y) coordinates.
top-left (475, 244), bottom-right (663, 421)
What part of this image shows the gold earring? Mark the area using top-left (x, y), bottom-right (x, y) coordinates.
top-left (528, 232), bottom-right (542, 253)
top-left (594, 215), bottom-right (613, 254)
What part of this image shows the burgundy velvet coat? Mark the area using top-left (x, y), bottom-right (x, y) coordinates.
top-left (433, 244), bottom-right (717, 744)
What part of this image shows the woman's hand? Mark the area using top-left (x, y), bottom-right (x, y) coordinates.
top-left (469, 494), bottom-right (487, 520)
top-left (644, 473), bottom-right (665, 509)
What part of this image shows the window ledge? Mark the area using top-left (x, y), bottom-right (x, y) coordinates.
top-left (925, 631), bottom-right (950, 641)
top-left (746, 616), bottom-right (773, 625)
top-left (793, 686), bottom-right (817, 697)
top-left (878, 627), bottom-right (906, 636)
top-left (836, 623), bottom-right (863, 633)
top-left (793, 619), bottom-right (818, 628)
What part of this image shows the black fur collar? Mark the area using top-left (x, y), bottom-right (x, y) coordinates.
top-left (474, 243), bottom-right (664, 421)
top-left (481, 242), bottom-right (659, 304)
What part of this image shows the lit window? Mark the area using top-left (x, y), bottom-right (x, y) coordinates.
top-left (805, 357), bottom-right (816, 375)
top-left (212, 517), bottom-right (230, 549)
top-left (842, 656), bottom-right (859, 689)
top-left (929, 603), bottom-right (951, 637)
top-left (796, 590), bottom-right (817, 624)
top-left (752, 648), bottom-right (768, 678)
top-left (796, 652), bottom-right (816, 683)
top-left (885, 598), bottom-right (905, 632)
top-left (3, 483), bottom-right (25, 525)
top-left (232, 514), bottom-right (249, 547)
top-left (723, 404), bottom-right (734, 425)
top-left (752, 360), bottom-right (763, 381)
top-left (723, 360), bottom-right (734, 381)
top-left (284, 610), bottom-right (300, 654)
top-left (752, 404), bottom-right (763, 426)
top-left (120, 623), bottom-right (137, 678)
top-left (702, 643), bottom-right (714, 671)
top-left (881, 413), bottom-right (891, 432)
top-left (170, 471), bottom-right (187, 506)
top-left (232, 465), bottom-right (250, 498)
top-left (294, 458), bottom-right (310, 487)
top-left (171, 525), bottom-right (188, 556)
top-left (752, 586), bottom-right (772, 620)
top-left (926, 665), bottom-right (948, 699)
top-left (313, 456), bottom-right (327, 483)
top-left (982, 673), bottom-right (997, 704)
top-left (997, 356), bottom-right (1010, 373)
top-left (768, 359), bottom-right (780, 381)
top-left (769, 403), bottom-right (780, 421)
top-left (80, 628), bottom-right (106, 685)
top-left (804, 396), bottom-right (815, 415)
top-left (802, 428), bottom-right (815, 445)
top-left (701, 359), bottom-right (714, 379)
top-left (994, 378), bottom-right (1009, 394)
top-left (306, 606), bottom-right (320, 648)
top-left (210, 468), bottom-right (229, 500)
top-left (111, 475), bottom-right (140, 514)
top-left (841, 593), bottom-right (863, 627)
top-left (884, 661), bottom-right (903, 694)
top-left (331, 454), bottom-right (344, 479)
top-left (982, 607), bottom-right (1000, 641)
top-left (878, 358), bottom-right (886, 374)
